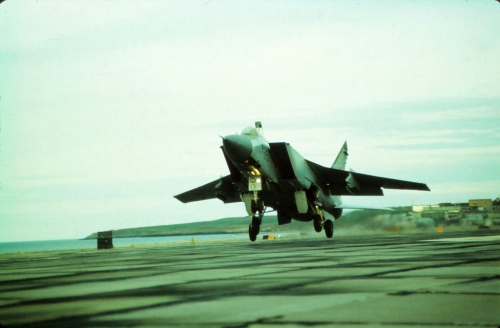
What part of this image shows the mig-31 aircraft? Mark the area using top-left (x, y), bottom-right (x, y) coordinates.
top-left (175, 122), bottom-right (430, 241)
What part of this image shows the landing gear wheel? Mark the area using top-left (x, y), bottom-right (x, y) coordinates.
top-left (249, 225), bottom-right (257, 242)
top-left (251, 216), bottom-right (261, 235)
top-left (313, 214), bottom-right (322, 233)
top-left (324, 219), bottom-right (334, 238)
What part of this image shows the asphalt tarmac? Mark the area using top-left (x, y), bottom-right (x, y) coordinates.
top-left (1, 230), bottom-right (499, 328)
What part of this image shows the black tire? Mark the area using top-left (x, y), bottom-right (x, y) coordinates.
top-left (251, 216), bottom-right (261, 235)
top-left (313, 214), bottom-right (322, 233)
top-left (324, 219), bottom-right (334, 238)
top-left (249, 225), bottom-right (257, 242)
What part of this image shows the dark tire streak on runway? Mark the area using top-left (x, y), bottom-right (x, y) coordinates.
top-left (0, 230), bottom-right (499, 327)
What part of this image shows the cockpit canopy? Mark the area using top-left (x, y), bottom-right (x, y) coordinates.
top-left (241, 127), bottom-right (262, 136)
top-left (241, 122), bottom-right (264, 137)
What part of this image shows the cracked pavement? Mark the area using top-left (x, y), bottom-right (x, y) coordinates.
top-left (0, 230), bottom-right (499, 327)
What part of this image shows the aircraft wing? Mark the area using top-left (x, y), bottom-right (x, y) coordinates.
top-left (306, 160), bottom-right (430, 196)
top-left (174, 175), bottom-right (241, 204)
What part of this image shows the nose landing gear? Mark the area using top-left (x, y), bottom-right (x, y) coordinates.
top-left (249, 215), bottom-right (261, 242)
top-left (248, 191), bottom-right (265, 242)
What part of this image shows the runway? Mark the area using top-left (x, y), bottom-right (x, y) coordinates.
top-left (1, 230), bottom-right (499, 327)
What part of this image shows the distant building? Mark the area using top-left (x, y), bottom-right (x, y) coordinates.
top-left (409, 198), bottom-right (499, 228)
top-left (413, 205), bottom-right (431, 212)
top-left (469, 199), bottom-right (493, 207)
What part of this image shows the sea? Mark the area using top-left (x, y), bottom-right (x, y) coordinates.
top-left (0, 234), bottom-right (250, 255)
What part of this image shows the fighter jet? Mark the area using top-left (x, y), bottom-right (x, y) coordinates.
top-left (175, 122), bottom-right (430, 241)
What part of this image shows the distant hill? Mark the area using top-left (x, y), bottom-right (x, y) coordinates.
top-left (84, 210), bottom-right (392, 239)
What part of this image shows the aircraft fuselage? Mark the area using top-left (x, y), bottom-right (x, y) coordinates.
top-left (221, 126), bottom-right (340, 223)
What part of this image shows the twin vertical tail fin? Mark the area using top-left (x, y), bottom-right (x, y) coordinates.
top-left (332, 141), bottom-right (348, 170)
top-left (255, 121), bottom-right (263, 136)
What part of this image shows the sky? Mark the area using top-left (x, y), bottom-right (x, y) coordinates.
top-left (1, 0), bottom-right (499, 242)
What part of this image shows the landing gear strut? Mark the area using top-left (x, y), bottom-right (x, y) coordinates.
top-left (251, 198), bottom-right (263, 215)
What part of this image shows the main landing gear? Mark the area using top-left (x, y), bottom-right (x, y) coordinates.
top-left (324, 219), bottom-right (334, 238)
top-left (248, 192), bottom-right (264, 242)
top-left (313, 210), bottom-right (334, 239)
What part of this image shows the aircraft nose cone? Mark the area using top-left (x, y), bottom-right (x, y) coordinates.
top-left (222, 134), bottom-right (253, 164)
